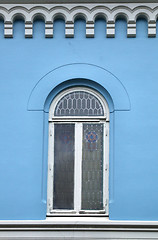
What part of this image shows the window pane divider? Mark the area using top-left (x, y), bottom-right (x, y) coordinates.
top-left (74, 123), bottom-right (82, 214)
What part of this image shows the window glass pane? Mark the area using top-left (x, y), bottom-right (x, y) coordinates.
top-left (53, 124), bottom-right (75, 210)
top-left (54, 91), bottom-right (104, 116)
top-left (82, 123), bottom-right (103, 210)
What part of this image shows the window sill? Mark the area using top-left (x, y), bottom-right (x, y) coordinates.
top-left (1, 217), bottom-right (158, 227)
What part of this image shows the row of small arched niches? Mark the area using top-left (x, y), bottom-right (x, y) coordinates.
top-left (0, 17), bottom-right (158, 38)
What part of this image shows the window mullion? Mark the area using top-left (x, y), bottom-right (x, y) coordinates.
top-left (74, 123), bottom-right (82, 213)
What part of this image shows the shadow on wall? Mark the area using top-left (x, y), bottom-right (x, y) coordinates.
top-left (13, 17), bottom-right (25, 38)
top-left (136, 17), bottom-right (148, 38)
top-left (0, 17), bottom-right (157, 38)
top-left (94, 18), bottom-right (106, 38)
top-left (33, 16), bottom-right (45, 38)
top-left (115, 17), bottom-right (127, 38)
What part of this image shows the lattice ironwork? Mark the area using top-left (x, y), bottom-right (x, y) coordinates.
top-left (54, 91), bottom-right (104, 116)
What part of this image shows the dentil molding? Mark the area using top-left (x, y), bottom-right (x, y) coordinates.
top-left (0, 1), bottom-right (158, 38)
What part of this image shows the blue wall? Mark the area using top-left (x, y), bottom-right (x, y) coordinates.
top-left (0, 18), bottom-right (157, 220)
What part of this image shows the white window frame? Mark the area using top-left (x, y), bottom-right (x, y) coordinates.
top-left (47, 87), bottom-right (109, 216)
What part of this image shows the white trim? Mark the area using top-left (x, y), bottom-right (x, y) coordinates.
top-left (103, 122), bottom-right (109, 215)
top-left (47, 87), bottom-right (109, 215)
top-left (0, 2), bottom-right (158, 38)
top-left (49, 118), bottom-right (106, 122)
top-left (47, 121), bottom-right (109, 215)
top-left (2, 218), bottom-right (158, 225)
top-left (1, 0), bottom-right (158, 3)
top-left (47, 122), bottom-right (54, 213)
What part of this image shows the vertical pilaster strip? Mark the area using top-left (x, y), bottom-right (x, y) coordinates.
top-left (65, 21), bottom-right (74, 38)
top-left (127, 21), bottom-right (136, 37)
top-left (86, 21), bottom-right (94, 38)
top-left (45, 21), bottom-right (53, 38)
top-left (148, 20), bottom-right (156, 37)
top-left (106, 21), bottom-right (115, 38)
top-left (4, 21), bottom-right (13, 38)
top-left (25, 21), bottom-right (33, 38)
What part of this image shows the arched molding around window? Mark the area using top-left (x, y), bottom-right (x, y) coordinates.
top-left (11, 11), bottom-right (26, 23)
top-left (93, 12), bottom-right (108, 23)
top-left (114, 12), bottom-right (129, 23)
top-left (27, 63), bottom-right (130, 215)
top-left (27, 63), bottom-right (131, 113)
top-left (72, 11), bottom-right (88, 23)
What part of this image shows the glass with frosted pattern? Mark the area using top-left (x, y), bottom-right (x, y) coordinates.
top-left (54, 91), bottom-right (104, 116)
top-left (53, 124), bottom-right (74, 210)
top-left (81, 123), bottom-right (103, 210)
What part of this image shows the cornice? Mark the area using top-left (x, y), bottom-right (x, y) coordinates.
top-left (1, 0), bottom-right (158, 3)
top-left (0, 219), bottom-right (158, 239)
top-left (0, 1), bottom-right (157, 38)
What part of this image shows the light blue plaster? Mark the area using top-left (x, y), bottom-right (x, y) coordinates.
top-left (0, 19), bottom-right (158, 220)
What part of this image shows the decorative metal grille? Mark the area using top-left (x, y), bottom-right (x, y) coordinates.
top-left (54, 91), bottom-right (104, 116)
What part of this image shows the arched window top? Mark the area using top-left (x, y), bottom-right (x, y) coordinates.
top-left (55, 90), bottom-right (104, 116)
top-left (49, 87), bottom-right (109, 120)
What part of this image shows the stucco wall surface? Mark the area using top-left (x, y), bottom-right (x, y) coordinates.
top-left (0, 18), bottom-right (157, 220)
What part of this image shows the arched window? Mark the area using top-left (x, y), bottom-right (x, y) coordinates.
top-left (47, 87), bottom-right (109, 215)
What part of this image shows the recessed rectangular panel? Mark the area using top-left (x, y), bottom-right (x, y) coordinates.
top-left (53, 124), bottom-right (74, 210)
top-left (82, 123), bottom-right (103, 210)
